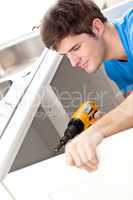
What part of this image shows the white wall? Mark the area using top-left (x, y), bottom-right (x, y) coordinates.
top-left (0, 0), bottom-right (127, 44)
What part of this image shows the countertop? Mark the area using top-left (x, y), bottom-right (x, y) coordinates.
top-left (3, 128), bottom-right (133, 200)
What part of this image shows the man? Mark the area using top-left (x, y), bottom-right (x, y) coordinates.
top-left (40, 0), bottom-right (133, 171)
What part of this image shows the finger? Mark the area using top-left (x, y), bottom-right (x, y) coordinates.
top-left (76, 143), bottom-right (91, 165)
top-left (69, 147), bottom-right (82, 167)
top-left (94, 111), bottom-right (105, 120)
top-left (65, 141), bottom-right (74, 165)
top-left (81, 163), bottom-right (98, 172)
top-left (65, 144), bottom-right (82, 167)
top-left (84, 142), bottom-right (99, 165)
top-left (66, 152), bottom-right (75, 166)
top-left (76, 143), bottom-right (98, 171)
top-left (80, 154), bottom-right (98, 170)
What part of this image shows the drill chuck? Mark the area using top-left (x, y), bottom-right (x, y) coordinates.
top-left (54, 135), bottom-right (69, 152)
top-left (54, 119), bottom-right (84, 152)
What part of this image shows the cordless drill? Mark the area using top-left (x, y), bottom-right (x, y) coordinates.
top-left (54, 100), bottom-right (98, 152)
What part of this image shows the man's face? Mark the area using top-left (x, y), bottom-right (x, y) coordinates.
top-left (57, 33), bottom-right (106, 73)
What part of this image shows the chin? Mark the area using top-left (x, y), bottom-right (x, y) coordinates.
top-left (85, 63), bottom-right (101, 73)
top-left (85, 66), bottom-right (97, 74)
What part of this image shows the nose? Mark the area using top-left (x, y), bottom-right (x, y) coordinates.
top-left (67, 52), bottom-right (81, 67)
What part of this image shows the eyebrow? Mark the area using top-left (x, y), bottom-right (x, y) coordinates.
top-left (60, 44), bottom-right (79, 56)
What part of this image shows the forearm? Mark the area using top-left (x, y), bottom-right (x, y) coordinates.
top-left (90, 93), bottom-right (133, 138)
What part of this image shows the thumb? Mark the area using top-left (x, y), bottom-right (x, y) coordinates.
top-left (94, 111), bottom-right (105, 120)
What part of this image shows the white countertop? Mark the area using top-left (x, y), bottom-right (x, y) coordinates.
top-left (3, 128), bottom-right (133, 200)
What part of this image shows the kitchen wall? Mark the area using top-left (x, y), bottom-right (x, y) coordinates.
top-left (0, 0), bottom-right (128, 44)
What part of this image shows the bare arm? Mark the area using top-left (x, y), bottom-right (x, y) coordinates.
top-left (91, 92), bottom-right (133, 138)
top-left (65, 93), bottom-right (133, 171)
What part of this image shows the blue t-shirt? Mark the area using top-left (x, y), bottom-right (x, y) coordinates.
top-left (104, 8), bottom-right (133, 94)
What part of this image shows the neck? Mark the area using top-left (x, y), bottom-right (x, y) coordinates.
top-left (103, 22), bottom-right (127, 61)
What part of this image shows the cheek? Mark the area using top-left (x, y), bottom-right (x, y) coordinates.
top-left (85, 43), bottom-right (97, 58)
top-left (82, 39), bottom-right (105, 61)
top-left (95, 39), bottom-right (106, 58)
top-left (91, 46), bottom-right (104, 62)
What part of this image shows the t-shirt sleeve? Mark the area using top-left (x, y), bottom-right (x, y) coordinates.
top-left (104, 9), bottom-right (133, 94)
top-left (104, 61), bottom-right (132, 94)
top-left (127, 9), bottom-right (133, 57)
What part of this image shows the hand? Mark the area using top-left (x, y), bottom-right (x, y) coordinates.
top-left (65, 129), bottom-right (103, 172)
top-left (94, 111), bottom-right (105, 120)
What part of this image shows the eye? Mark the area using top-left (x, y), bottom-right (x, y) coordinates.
top-left (73, 45), bottom-right (80, 51)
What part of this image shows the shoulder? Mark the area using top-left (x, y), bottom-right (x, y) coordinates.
top-left (126, 8), bottom-right (133, 21)
top-left (128, 10), bottom-right (133, 57)
top-left (125, 9), bottom-right (133, 34)
top-left (118, 8), bottom-right (133, 57)
top-left (125, 9), bottom-right (133, 53)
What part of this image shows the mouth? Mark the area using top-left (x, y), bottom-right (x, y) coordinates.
top-left (80, 60), bottom-right (89, 69)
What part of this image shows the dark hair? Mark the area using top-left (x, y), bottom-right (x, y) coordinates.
top-left (40, 0), bottom-right (107, 50)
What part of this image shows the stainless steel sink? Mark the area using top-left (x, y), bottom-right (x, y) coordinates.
top-left (0, 80), bottom-right (12, 100)
top-left (0, 32), bottom-right (45, 79)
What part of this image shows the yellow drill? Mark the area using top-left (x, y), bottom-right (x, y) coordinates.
top-left (54, 100), bottom-right (98, 152)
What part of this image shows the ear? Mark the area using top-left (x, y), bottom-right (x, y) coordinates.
top-left (92, 18), bottom-right (104, 37)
